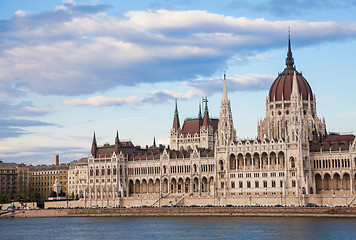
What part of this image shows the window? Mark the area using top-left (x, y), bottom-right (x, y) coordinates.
top-left (113, 168), bottom-right (117, 175)
top-left (247, 181), bottom-right (251, 188)
top-left (221, 182), bottom-right (224, 188)
top-left (292, 180), bottom-right (296, 187)
top-left (96, 168), bottom-right (99, 176)
top-left (280, 180), bottom-right (283, 187)
top-left (102, 168), bottom-right (105, 175)
top-left (272, 181), bottom-right (276, 187)
top-left (262, 173), bottom-right (268, 177)
top-left (107, 168), bottom-right (111, 175)
top-left (263, 181), bottom-right (268, 188)
top-left (231, 182), bottom-right (235, 188)
top-left (239, 181), bottom-right (243, 188)
top-left (255, 181), bottom-right (259, 188)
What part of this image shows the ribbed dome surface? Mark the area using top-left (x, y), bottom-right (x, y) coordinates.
top-left (269, 69), bottom-right (313, 102)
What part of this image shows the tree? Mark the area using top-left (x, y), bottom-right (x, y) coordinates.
top-left (75, 194), bottom-right (79, 200)
top-left (0, 194), bottom-right (4, 203)
top-left (70, 192), bottom-right (75, 199)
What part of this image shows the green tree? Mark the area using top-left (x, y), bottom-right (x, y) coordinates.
top-left (0, 194), bottom-right (4, 203)
top-left (70, 192), bottom-right (75, 199)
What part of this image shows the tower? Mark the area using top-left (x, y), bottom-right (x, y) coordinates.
top-left (218, 73), bottom-right (236, 146)
top-left (91, 132), bottom-right (97, 157)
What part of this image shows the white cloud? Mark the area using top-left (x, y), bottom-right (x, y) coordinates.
top-left (1, 6), bottom-right (356, 97)
top-left (64, 95), bottom-right (142, 106)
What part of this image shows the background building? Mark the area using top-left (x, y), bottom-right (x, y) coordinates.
top-left (68, 158), bottom-right (88, 199)
top-left (29, 156), bottom-right (68, 200)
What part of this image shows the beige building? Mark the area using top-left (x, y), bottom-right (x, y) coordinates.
top-left (29, 157), bottom-right (68, 200)
top-left (0, 161), bottom-right (30, 202)
top-left (68, 158), bottom-right (88, 198)
top-left (84, 37), bottom-right (356, 207)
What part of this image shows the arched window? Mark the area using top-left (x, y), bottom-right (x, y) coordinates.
top-left (290, 157), bottom-right (295, 168)
top-left (101, 167), bottom-right (105, 175)
top-left (113, 167), bottom-right (117, 175)
top-left (96, 168), bottom-right (99, 176)
top-left (219, 160), bottom-right (224, 171)
top-left (90, 168), bottom-right (93, 176)
top-left (107, 168), bottom-right (111, 175)
top-left (247, 181), bottom-right (251, 188)
top-left (292, 180), bottom-right (296, 187)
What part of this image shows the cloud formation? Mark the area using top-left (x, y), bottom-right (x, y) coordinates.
top-left (1, 3), bottom-right (356, 97)
top-left (64, 73), bottom-right (273, 107)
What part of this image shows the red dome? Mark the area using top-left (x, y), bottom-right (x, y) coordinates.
top-left (269, 69), bottom-right (313, 102)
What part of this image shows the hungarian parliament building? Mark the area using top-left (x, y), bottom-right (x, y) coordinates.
top-left (85, 38), bottom-right (356, 207)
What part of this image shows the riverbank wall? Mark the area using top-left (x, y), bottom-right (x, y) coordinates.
top-left (1, 206), bottom-right (356, 218)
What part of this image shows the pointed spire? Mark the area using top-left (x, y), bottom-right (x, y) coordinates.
top-left (203, 97), bottom-right (209, 115)
top-left (286, 27), bottom-right (294, 70)
top-left (115, 130), bottom-right (119, 144)
top-left (91, 132), bottom-right (97, 157)
top-left (115, 131), bottom-right (120, 154)
top-left (203, 97), bottom-right (209, 126)
top-left (92, 132), bottom-right (97, 145)
top-left (172, 100), bottom-right (180, 130)
top-left (222, 72), bottom-right (228, 102)
top-left (291, 71), bottom-right (299, 97)
top-left (153, 137), bottom-right (157, 148)
top-left (174, 99), bottom-right (178, 117)
top-left (198, 102), bottom-right (202, 119)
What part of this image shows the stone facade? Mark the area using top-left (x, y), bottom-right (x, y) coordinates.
top-left (84, 38), bottom-right (356, 207)
top-left (68, 158), bottom-right (88, 198)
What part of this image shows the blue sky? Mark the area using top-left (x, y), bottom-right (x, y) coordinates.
top-left (0, 0), bottom-right (356, 165)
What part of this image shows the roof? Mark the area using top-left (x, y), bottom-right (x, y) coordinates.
top-left (29, 164), bottom-right (69, 172)
top-left (310, 134), bottom-right (355, 152)
top-left (181, 118), bottom-right (218, 135)
top-left (0, 161), bottom-right (17, 169)
top-left (269, 69), bottom-right (313, 102)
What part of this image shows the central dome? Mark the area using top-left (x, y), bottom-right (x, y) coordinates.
top-left (268, 36), bottom-right (313, 102)
top-left (269, 69), bottom-right (313, 102)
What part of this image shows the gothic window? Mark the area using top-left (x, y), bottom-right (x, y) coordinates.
top-left (96, 168), bottom-right (99, 176)
top-left (271, 181), bottom-right (276, 187)
top-left (113, 167), bottom-right (117, 175)
top-left (290, 157), bottom-right (295, 168)
top-left (255, 181), bottom-right (259, 188)
top-left (247, 181), bottom-right (251, 188)
top-left (90, 168), bottom-right (93, 177)
top-left (239, 181), bottom-right (243, 188)
top-left (292, 180), bottom-right (296, 187)
top-left (101, 168), bottom-right (105, 175)
top-left (107, 168), bottom-right (110, 175)
top-left (231, 182), bottom-right (235, 188)
top-left (280, 180), bottom-right (283, 187)
top-left (263, 181), bottom-right (267, 188)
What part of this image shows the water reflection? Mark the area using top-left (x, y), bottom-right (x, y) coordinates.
top-left (1, 217), bottom-right (355, 240)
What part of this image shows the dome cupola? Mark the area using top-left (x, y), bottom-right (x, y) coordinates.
top-left (268, 33), bottom-right (313, 102)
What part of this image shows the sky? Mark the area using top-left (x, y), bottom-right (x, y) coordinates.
top-left (0, 0), bottom-right (356, 165)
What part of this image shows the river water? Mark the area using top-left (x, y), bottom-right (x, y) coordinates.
top-left (1, 216), bottom-right (356, 239)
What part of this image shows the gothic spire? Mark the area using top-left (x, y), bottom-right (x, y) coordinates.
top-left (222, 72), bottom-right (228, 102)
top-left (115, 130), bottom-right (119, 144)
top-left (286, 28), bottom-right (294, 70)
top-left (198, 102), bottom-right (202, 119)
top-left (203, 97), bottom-right (209, 126)
top-left (91, 132), bottom-right (97, 157)
top-left (153, 137), bottom-right (157, 148)
top-left (174, 99), bottom-right (178, 117)
top-left (172, 100), bottom-right (180, 129)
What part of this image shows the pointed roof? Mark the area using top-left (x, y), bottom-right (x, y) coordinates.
top-left (153, 137), bottom-right (157, 148)
top-left (222, 73), bottom-right (228, 102)
top-left (286, 28), bottom-right (294, 70)
top-left (92, 132), bottom-right (97, 145)
top-left (115, 130), bottom-right (119, 144)
top-left (198, 102), bottom-right (202, 119)
top-left (172, 100), bottom-right (180, 130)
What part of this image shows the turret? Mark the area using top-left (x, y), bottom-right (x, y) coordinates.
top-left (172, 100), bottom-right (180, 130)
top-left (115, 130), bottom-right (120, 154)
top-left (91, 132), bottom-right (97, 157)
top-left (203, 97), bottom-right (209, 127)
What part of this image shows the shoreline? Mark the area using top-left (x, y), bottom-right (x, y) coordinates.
top-left (1, 207), bottom-right (356, 219)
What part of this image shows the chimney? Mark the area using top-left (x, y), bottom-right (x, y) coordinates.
top-left (56, 155), bottom-right (59, 165)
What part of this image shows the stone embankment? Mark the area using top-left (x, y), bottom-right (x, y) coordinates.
top-left (1, 207), bottom-right (356, 218)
